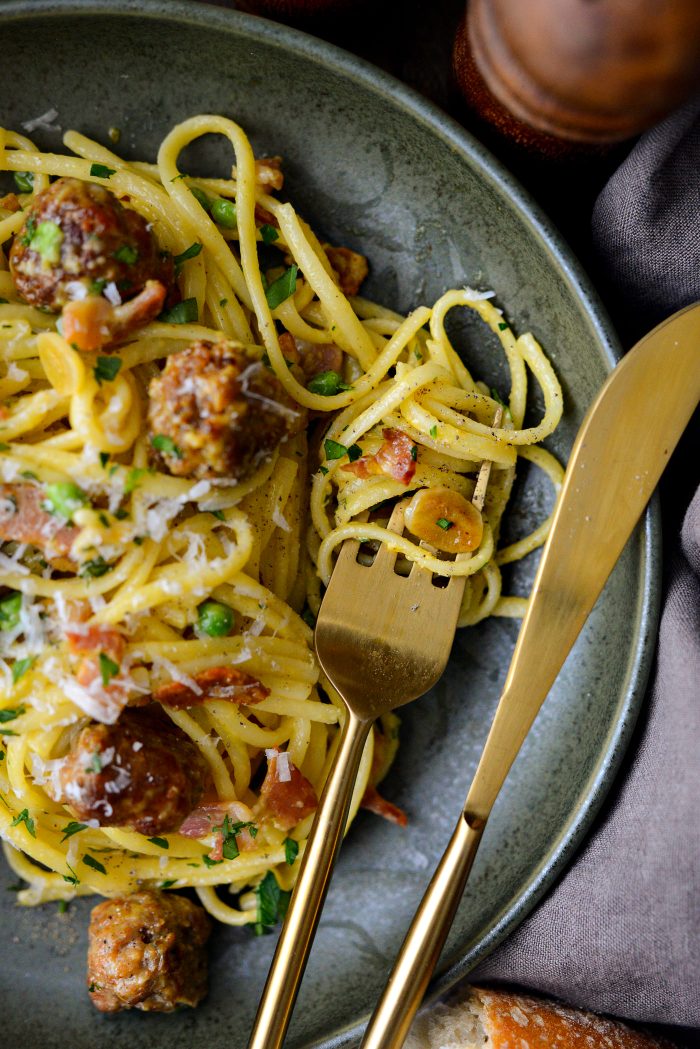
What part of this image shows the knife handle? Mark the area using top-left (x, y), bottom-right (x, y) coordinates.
top-left (360, 813), bottom-right (485, 1049)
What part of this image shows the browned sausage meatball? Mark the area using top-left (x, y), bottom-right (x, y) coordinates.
top-left (87, 890), bottom-right (211, 1012)
top-left (9, 177), bottom-right (172, 310)
top-left (58, 707), bottom-right (206, 835)
top-left (148, 339), bottom-right (308, 480)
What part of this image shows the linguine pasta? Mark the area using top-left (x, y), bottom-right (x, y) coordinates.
top-left (0, 115), bottom-right (563, 929)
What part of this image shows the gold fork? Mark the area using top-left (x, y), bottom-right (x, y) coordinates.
top-left (248, 440), bottom-right (498, 1049)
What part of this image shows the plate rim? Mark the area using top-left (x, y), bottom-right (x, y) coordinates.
top-left (3, 1), bottom-right (662, 1043)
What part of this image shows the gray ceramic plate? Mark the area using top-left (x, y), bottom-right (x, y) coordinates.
top-left (1, 3), bottom-right (659, 1048)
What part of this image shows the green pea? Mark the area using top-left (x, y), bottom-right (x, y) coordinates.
top-left (0, 592), bottom-right (22, 631)
top-left (197, 600), bottom-right (234, 638)
top-left (211, 198), bottom-right (237, 229)
top-left (43, 481), bottom-right (89, 521)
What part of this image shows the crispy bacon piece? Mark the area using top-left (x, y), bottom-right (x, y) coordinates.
top-left (361, 785), bottom-right (408, 827)
top-left (255, 156), bottom-right (284, 191)
top-left (66, 625), bottom-right (126, 658)
top-left (154, 666), bottom-right (269, 709)
top-left (179, 798), bottom-right (258, 860)
top-left (343, 428), bottom-right (417, 485)
top-left (260, 749), bottom-right (318, 831)
top-left (62, 279), bottom-right (167, 352)
top-left (324, 244), bottom-right (369, 296)
top-left (278, 332), bottom-right (344, 380)
top-left (66, 625), bottom-right (128, 695)
top-left (0, 192), bottom-right (22, 214)
top-left (0, 482), bottom-right (77, 563)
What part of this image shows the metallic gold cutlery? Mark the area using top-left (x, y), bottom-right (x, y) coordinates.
top-left (248, 431), bottom-right (500, 1049)
top-left (359, 300), bottom-right (700, 1049)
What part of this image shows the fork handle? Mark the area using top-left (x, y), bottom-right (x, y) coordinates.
top-left (359, 811), bottom-right (485, 1049)
top-left (248, 710), bottom-right (372, 1049)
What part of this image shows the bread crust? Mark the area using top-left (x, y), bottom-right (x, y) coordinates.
top-left (474, 988), bottom-right (675, 1049)
top-left (407, 986), bottom-right (676, 1049)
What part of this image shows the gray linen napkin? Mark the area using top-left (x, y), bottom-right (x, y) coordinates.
top-left (471, 100), bottom-right (700, 1026)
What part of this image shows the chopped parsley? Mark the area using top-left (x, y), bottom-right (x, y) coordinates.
top-left (42, 481), bottom-right (89, 521)
top-left (148, 837), bottom-right (169, 849)
top-left (98, 652), bottom-right (120, 687)
top-left (124, 467), bottom-right (148, 495)
top-left (98, 512), bottom-right (110, 528)
top-left (93, 356), bottom-right (122, 384)
top-left (90, 277), bottom-right (107, 296)
top-left (173, 242), bottom-right (203, 274)
top-left (11, 657), bottom-right (34, 683)
top-left (79, 556), bottom-right (113, 579)
top-left (490, 387), bottom-right (506, 407)
top-left (86, 752), bottom-right (103, 774)
top-left (30, 221), bottom-right (64, 265)
top-left (436, 518), bottom-right (454, 531)
top-left (11, 808), bottom-right (36, 837)
top-left (89, 163), bottom-right (116, 179)
top-left (202, 854), bottom-right (223, 868)
top-left (113, 244), bottom-right (139, 265)
top-left (307, 371), bottom-right (352, 396)
top-left (0, 592), bottom-right (22, 631)
top-left (323, 438), bottom-right (362, 462)
top-left (60, 821), bottom-right (88, 842)
top-left (57, 899), bottom-right (69, 914)
top-left (99, 452), bottom-right (110, 468)
top-left (83, 854), bottom-right (107, 875)
top-left (13, 171), bottom-right (34, 193)
top-left (191, 186), bottom-right (212, 211)
top-left (210, 509), bottom-right (226, 521)
top-left (0, 705), bottom-right (25, 724)
top-left (284, 837), bottom-right (299, 866)
top-left (410, 444), bottom-right (418, 461)
top-left (318, 465), bottom-right (328, 476)
top-left (498, 322), bottom-right (508, 331)
top-left (254, 871), bottom-right (290, 934)
top-left (159, 297), bottom-right (198, 324)
top-left (62, 863), bottom-right (80, 886)
top-left (265, 265), bottom-right (298, 310)
top-left (151, 433), bottom-right (183, 459)
top-left (19, 215), bottom-right (37, 246)
top-left (215, 815), bottom-right (258, 861)
top-left (219, 298), bottom-right (228, 308)
top-left (159, 880), bottom-right (177, 889)
top-left (88, 982), bottom-right (100, 992)
top-left (429, 425), bottom-right (438, 438)
top-left (259, 224), bottom-right (279, 244)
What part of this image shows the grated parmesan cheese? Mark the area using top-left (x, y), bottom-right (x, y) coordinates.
top-left (21, 108), bottom-right (61, 133)
top-left (276, 751), bottom-right (292, 782)
top-left (103, 282), bottom-right (122, 306)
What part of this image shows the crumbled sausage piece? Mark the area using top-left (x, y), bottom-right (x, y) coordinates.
top-left (147, 339), bottom-right (307, 481)
top-left (9, 177), bottom-right (173, 311)
top-left (324, 244), bottom-right (369, 296)
top-left (87, 890), bottom-right (211, 1012)
top-left (58, 707), bottom-right (206, 835)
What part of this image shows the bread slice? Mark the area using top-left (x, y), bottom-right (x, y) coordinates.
top-left (405, 986), bottom-right (674, 1049)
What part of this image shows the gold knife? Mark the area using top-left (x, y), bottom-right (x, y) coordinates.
top-left (359, 301), bottom-right (700, 1049)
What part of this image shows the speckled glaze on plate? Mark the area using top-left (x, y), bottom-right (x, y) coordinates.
top-left (1, 3), bottom-right (660, 1048)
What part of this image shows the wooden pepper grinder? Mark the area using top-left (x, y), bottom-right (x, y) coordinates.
top-left (454, 0), bottom-right (700, 154)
